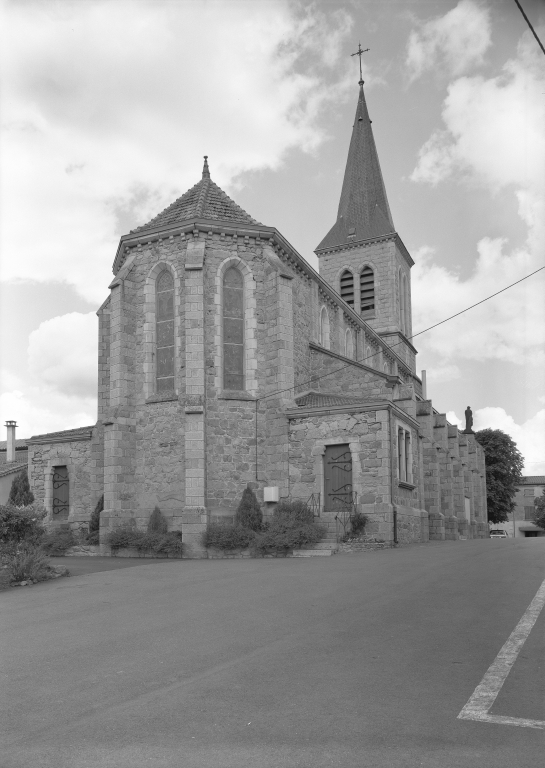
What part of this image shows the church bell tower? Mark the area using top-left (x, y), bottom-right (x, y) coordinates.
top-left (315, 67), bottom-right (416, 373)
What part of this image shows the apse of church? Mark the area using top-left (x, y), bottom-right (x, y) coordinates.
top-left (27, 80), bottom-right (488, 555)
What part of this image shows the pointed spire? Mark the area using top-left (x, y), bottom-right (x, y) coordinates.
top-left (202, 155), bottom-right (210, 179)
top-left (316, 82), bottom-right (395, 251)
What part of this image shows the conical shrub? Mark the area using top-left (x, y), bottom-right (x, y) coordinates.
top-left (8, 469), bottom-right (34, 507)
top-left (235, 486), bottom-right (262, 531)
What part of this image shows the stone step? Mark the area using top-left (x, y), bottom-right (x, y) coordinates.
top-left (291, 549), bottom-right (334, 557)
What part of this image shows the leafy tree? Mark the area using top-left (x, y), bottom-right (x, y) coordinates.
top-left (475, 429), bottom-right (524, 525)
top-left (8, 469), bottom-right (34, 507)
top-left (147, 506), bottom-right (168, 534)
top-left (533, 490), bottom-right (545, 531)
top-left (235, 486), bottom-right (263, 531)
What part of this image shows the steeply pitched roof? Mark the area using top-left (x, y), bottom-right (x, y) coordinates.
top-left (316, 82), bottom-right (395, 252)
top-left (132, 157), bottom-right (261, 235)
top-left (294, 391), bottom-right (382, 408)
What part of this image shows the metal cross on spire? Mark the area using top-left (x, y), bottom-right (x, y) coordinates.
top-left (351, 42), bottom-right (369, 83)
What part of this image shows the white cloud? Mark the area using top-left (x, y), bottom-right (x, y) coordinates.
top-left (0, 0), bottom-right (353, 303)
top-left (406, 0), bottom-right (490, 82)
top-left (468, 407), bottom-right (544, 475)
top-left (425, 364), bottom-right (461, 384)
top-left (28, 313), bottom-right (98, 399)
top-left (0, 312), bottom-right (98, 437)
top-left (410, 33), bottom-right (545, 368)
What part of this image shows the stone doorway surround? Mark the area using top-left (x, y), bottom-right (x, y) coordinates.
top-left (311, 438), bottom-right (364, 515)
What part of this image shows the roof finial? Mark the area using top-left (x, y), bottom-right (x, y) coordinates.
top-left (351, 42), bottom-right (369, 85)
top-left (202, 155), bottom-right (210, 179)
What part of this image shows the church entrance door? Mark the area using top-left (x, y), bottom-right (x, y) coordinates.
top-left (323, 444), bottom-right (353, 515)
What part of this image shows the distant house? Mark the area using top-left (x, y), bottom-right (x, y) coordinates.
top-left (491, 476), bottom-right (545, 537)
top-left (0, 434), bottom-right (29, 505)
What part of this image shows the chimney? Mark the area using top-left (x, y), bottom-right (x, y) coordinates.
top-left (5, 421), bottom-right (17, 463)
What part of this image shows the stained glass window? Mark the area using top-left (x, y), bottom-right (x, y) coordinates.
top-left (156, 270), bottom-right (175, 392)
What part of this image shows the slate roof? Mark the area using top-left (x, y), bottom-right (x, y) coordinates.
top-left (132, 157), bottom-right (261, 235)
top-left (294, 392), bottom-right (380, 408)
top-left (316, 82), bottom-right (395, 252)
top-left (28, 425), bottom-right (95, 443)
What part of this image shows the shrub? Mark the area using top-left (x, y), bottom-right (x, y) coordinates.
top-left (8, 469), bottom-right (34, 507)
top-left (89, 495), bottom-right (103, 534)
top-left (350, 512), bottom-right (368, 536)
top-left (235, 487), bottom-right (263, 532)
top-left (40, 528), bottom-right (77, 554)
top-left (0, 503), bottom-right (46, 544)
top-left (273, 499), bottom-right (314, 525)
top-left (86, 530), bottom-right (100, 545)
top-left (252, 519), bottom-right (327, 554)
top-left (3, 543), bottom-right (52, 583)
top-left (106, 527), bottom-right (184, 555)
top-left (201, 523), bottom-right (255, 550)
top-left (147, 506), bottom-right (168, 534)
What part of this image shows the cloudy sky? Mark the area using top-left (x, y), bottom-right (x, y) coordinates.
top-left (1, 0), bottom-right (544, 473)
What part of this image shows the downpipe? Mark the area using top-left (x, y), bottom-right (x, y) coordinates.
top-left (388, 408), bottom-right (399, 546)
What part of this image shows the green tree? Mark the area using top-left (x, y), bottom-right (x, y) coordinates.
top-left (8, 469), bottom-right (34, 507)
top-left (235, 486), bottom-right (263, 531)
top-left (533, 490), bottom-right (545, 531)
top-left (147, 506), bottom-right (168, 534)
top-left (475, 429), bottom-right (524, 525)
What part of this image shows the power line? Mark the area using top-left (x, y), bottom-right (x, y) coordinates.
top-left (513, 0), bottom-right (545, 56)
top-left (257, 264), bottom-right (545, 403)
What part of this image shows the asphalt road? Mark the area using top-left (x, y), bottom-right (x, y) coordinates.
top-left (2, 539), bottom-right (543, 768)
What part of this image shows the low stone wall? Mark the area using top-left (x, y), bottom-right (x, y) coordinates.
top-left (206, 547), bottom-right (251, 559)
top-left (337, 537), bottom-right (391, 554)
top-left (110, 548), bottom-right (184, 559)
top-left (64, 545), bottom-right (102, 557)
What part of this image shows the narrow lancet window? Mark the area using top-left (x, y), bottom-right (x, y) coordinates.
top-left (223, 267), bottom-right (244, 390)
top-left (156, 270), bottom-right (175, 392)
top-left (340, 270), bottom-right (354, 307)
top-left (360, 267), bottom-right (375, 314)
top-left (320, 306), bottom-right (330, 349)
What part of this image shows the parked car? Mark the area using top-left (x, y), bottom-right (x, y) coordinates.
top-left (490, 529), bottom-right (509, 538)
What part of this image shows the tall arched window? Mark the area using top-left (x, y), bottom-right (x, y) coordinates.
top-left (156, 269), bottom-right (175, 392)
top-left (223, 267), bottom-right (244, 390)
top-left (345, 328), bottom-right (354, 359)
top-left (340, 270), bottom-right (354, 307)
top-left (320, 306), bottom-right (330, 349)
top-left (365, 345), bottom-right (373, 366)
top-left (360, 266), bottom-right (375, 314)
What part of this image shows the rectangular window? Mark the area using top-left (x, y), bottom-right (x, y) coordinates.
top-left (523, 488), bottom-right (535, 496)
top-left (525, 506), bottom-right (536, 520)
top-left (397, 426), bottom-right (412, 484)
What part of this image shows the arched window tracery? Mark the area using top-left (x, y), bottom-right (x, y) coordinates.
top-left (320, 306), bottom-right (330, 349)
top-left (156, 269), bottom-right (175, 392)
top-left (223, 267), bottom-right (244, 390)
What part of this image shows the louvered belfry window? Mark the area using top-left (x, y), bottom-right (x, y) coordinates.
top-left (340, 270), bottom-right (354, 307)
top-left (360, 267), bottom-right (375, 313)
top-left (223, 267), bottom-right (244, 390)
top-left (156, 269), bottom-right (175, 392)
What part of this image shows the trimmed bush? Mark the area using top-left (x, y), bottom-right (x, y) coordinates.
top-left (40, 528), bottom-right (77, 555)
top-left (86, 530), bottom-right (100, 545)
top-left (0, 503), bottom-right (46, 544)
top-left (147, 506), bottom-right (168, 534)
top-left (106, 527), bottom-right (184, 556)
top-left (235, 487), bottom-right (263, 532)
top-left (273, 499), bottom-right (314, 525)
top-left (252, 519), bottom-right (326, 554)
top-left (8, 469), bottom-right (34, 507)
top-left (201, 523), bottom-right (255, 550)
top-left (3, 543), bottom-right (52, 583)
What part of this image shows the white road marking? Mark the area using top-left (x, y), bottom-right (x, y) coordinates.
top-left (458, 578), bottom-right (545, 730)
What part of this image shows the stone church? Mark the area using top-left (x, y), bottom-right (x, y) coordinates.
top-left (27, 80), bottom-right (488, 555)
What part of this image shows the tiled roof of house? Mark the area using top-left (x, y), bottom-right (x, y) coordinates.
top-left (520, 476), bottom-right (545, 484)
top-left (28, 425), bottom-right (95, 443)
top-left (0, 461), bottom-right (27, 478)
top-left (316, 82), bottom-right (395, 252)
top-left (294, 392), bottom-right (380, 408)
top-left (0, 439), bottom-right (28, 452)
top-left (132, 157), bottom-right (261, 235)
